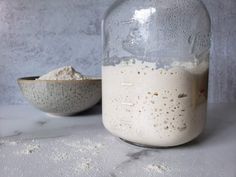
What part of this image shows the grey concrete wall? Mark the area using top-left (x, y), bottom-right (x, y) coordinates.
top-left (0, 0), bottom-right (235, 105)
top-left (205, 0), bottom-right (236, 103)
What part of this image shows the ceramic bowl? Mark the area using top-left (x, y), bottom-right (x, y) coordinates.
top-left (17, 76), bottom-right (101, 116)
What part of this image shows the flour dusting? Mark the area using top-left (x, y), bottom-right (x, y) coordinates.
top-left (0, 135), bottom-right (172, 177)
top-left (0, 141), bottom-right (17, 146)
top-left (51, 151), bottom-right (70, 162)
top-left (145, 163), bottom-right (170, 174)
top-left (62, 138), bottom-right (104, 155)
top-left (74, 158), bottom-right (92, 173)
top-left (8, 141), bottom-right (17, 146)
top-left (17, 144), bottom-right (40, 155)
top-left (49, 138), bottom-right (104, 175)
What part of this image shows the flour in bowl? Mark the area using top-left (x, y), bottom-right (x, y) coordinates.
top-left (37, 66), bottom-right (85, 80)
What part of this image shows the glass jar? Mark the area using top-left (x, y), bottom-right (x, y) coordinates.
top-left (102, 0), bottom-right (211, 147)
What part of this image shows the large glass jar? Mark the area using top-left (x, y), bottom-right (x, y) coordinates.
top-left (102, 0), bottom-right (211, 147)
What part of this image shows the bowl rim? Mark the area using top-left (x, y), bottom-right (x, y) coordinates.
top-left (17, 76), bottom-right (102, 83)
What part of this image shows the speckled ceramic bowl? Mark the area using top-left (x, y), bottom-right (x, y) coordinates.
top-left (17, 76), bottom-right (101, 116)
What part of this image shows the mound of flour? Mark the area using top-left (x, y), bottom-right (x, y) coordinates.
top-left (37, 66), bottom-right (84, 80)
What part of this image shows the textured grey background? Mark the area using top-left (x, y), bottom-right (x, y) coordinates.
top-left (0, 0), bottom-right (235, 105)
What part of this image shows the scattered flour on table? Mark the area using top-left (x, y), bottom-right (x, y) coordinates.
top-left (1, 136), bottom-right (172, 176)
top-left (62, 138), bottom-right (104, 155)
top-left (37, 66), bottom-right (85, 80)
top-left (8, 141), bottom-right (17, 146)
top-left (50, 138), bottom-right (104, 175)
top-left (50, 139), bottom-right (104, 162)
top-left (145, 163), bottom-right (170, 174)
top-left (51, 151), bottom-right (71, 163)
top-left (4, 138), bottom-right (104, 174)
top-left (17, 143), bottom-right (41, 155)
top-left (76, 158), bottom-right (92, 171)
top-left (73, 158), bottom-right (98, 175)
top-left (0, 140), bottom-right (17, 146)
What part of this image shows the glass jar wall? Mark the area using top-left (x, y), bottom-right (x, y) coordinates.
top-left (102, 0), bottom-right (211, 147)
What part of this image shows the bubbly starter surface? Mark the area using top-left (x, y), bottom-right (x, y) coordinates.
top-left (102, 59), bottom-right (209, 147)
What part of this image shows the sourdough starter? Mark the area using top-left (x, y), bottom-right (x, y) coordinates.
top-left (102, 59), bottom-right (209, 147)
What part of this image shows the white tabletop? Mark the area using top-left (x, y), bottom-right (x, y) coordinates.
top-left (0, 104), bottom-right (235, 177)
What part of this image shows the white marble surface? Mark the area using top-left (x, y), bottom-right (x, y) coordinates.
top-left (0, 0), bottom-right (236, 104)
top-left (0, 104), bottom-right (236, 177)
